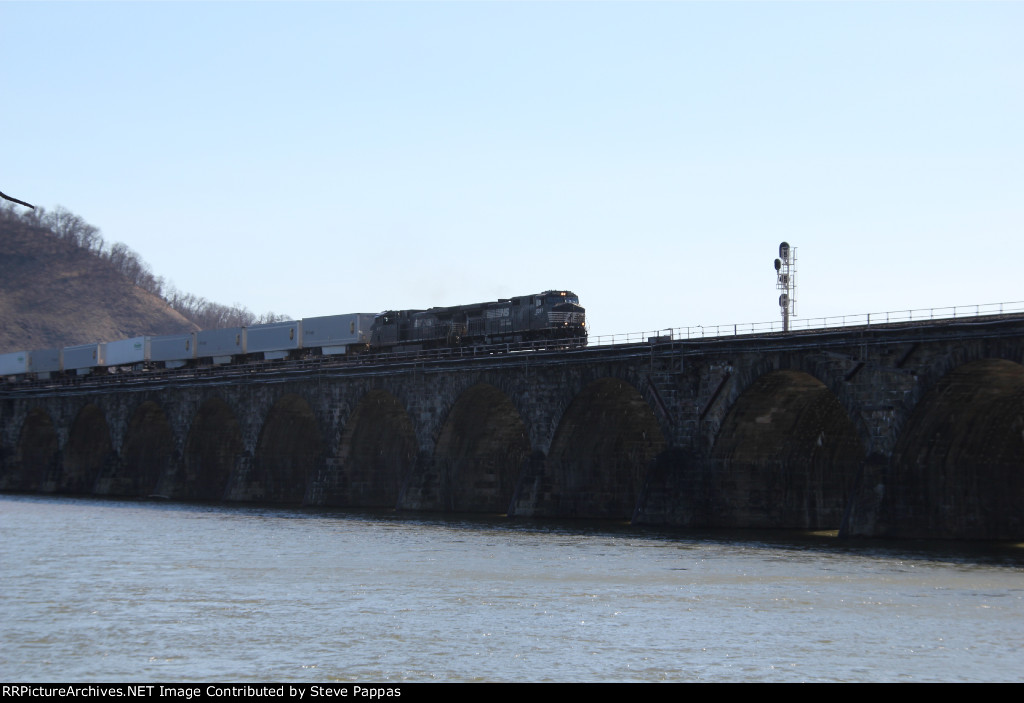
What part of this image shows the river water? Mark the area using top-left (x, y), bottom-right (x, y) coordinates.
top-left (1, 494), bottom-right (1022, 682)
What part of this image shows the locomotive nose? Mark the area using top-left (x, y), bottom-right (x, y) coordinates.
top-left (548, 301), bottom-right (586, 327)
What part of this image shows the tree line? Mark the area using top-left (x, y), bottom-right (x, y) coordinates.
top-left (0, 202), bottom-right (289, 329)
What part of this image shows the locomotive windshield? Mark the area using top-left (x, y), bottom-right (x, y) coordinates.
top-left (543, 291), bottom-right (579, 306)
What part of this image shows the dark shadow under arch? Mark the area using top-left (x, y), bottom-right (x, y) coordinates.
top-left (183, 397), bottom-right (243, 501)
top-left (5, 408), bottom-right (59, 491)
top-left (62, 404), bottom-right (113, 494)
top-left (710, 370), bottom-right (864, 529)
top-left (255, 393), bottom-right (322, 504)
top-left (889, 358), bottom-right (1024, 539)
top-left (118, 401), bottom-right (174, 497)
top-left (434, 383), bottom-right (530, 513)
top-left (548, 377), bottom-right (666, 519)
top-left (329, 390), bottom-right (416, 507)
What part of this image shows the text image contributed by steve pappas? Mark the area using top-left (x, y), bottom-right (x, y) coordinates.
top-left (1, 686), bottom-right (405, 700)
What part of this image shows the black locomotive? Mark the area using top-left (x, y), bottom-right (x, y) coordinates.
top-left (370, 290), bottom-right (586, 351)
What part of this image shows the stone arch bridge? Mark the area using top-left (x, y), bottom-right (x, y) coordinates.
top-left (2, 315), bottom-right (1022, 539)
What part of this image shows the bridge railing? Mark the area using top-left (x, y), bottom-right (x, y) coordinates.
top-left (587, 300), bottom-right (1024, 347)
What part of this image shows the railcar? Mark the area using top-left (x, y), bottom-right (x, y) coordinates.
top-left (196, 327), bottom-right (245, 364)
top-left (30, 349), bottom-right (62, 376)
top-left (151, 333), bottom-right (195, 369)
top-left (242, 321), bottom-right (299, 361)
top-left (0, 350), bottom-right (29, 377)
top-left (0, 349), bottom-right (61, 380)
top-left (63, 343), bottom-right (103, 375)
top-left (299, 313), bottom-right (376, 357)
top-left (104, 336), bottom-right (151, 367)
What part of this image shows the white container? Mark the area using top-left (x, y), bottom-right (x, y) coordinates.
top-left (0, 350), bottom-right (29, 376)
top-left (103, 336), bottom-right (151, 366)
top-left (63, 343), bottom-right (102, 371)
top-left (245, 321), bottom-right (300, 355)
top-left (301, 313), bottom-right (375, 352)
top-left (151, 333), bottom-right (195, 363)
top-left (196, 328), bottom-right (244, 360)
top-left (28, 349), bottom-right (62, 374)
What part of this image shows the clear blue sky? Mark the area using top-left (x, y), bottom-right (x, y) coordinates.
top-left (3, 1), bottom-right (1021, 338)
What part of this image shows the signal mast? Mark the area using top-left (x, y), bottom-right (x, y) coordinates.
top-left (774, 242), bottom-right (796, 332)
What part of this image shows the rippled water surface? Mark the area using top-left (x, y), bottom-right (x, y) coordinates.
top-left (1, 495), bottom-right (1022, 682)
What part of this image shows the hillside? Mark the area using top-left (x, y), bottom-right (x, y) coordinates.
top-left (0, 213), bottom-right (199, 354)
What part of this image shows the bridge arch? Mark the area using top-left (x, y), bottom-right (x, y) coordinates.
top-left (710, 369), bottom-right (864, 529)
top-left (889, 358), bottom-right (1024, 539)
top-left (706, 355), bottom-right (869, 449)
top-left (116, 401), bottom-right (175, 497)
top-left (61, 404), bottom-right (114, 494)
top-left (254, 393), bottom-right (323, 504)
top-left (433, 382), bottom-right (530, 513)
top-left (548, 376), bottom-right (666, 519)
top-left (183, 397), bottom-right (243, 501)
top-left (5, 408), bottom-right (59, 491)
top-left (330, 389), bottom-right (416, 507)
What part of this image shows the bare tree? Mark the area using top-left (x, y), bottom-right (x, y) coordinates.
top-left (44, 206), bottom-right (104, 252)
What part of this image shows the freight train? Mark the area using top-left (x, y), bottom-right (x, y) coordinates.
top-left (0, 290), bottom-right (586, 380)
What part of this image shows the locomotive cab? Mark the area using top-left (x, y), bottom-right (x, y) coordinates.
top-left (370, 309), bottom-right (425, 349)
top-left (370, 311), bottom-right (401, 348)
top-left (534, 290), bottom-right (586, 339)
